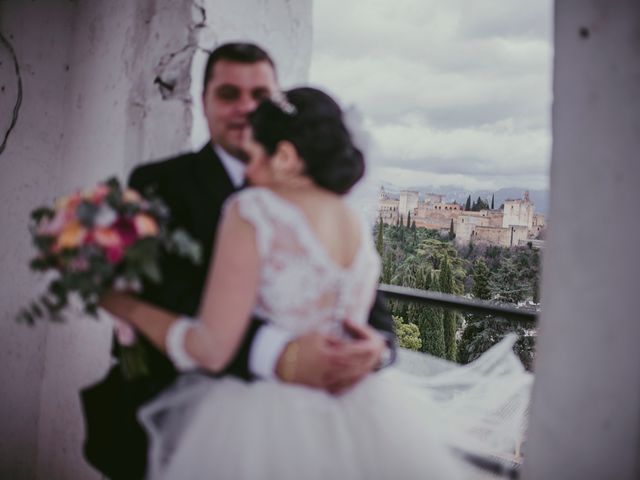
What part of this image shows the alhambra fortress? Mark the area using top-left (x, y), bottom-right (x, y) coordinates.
top-left (377, 187), bottom-right (546, 248)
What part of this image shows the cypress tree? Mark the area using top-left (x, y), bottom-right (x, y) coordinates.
top-left (472, 258), bottom-right (491, 300)
top-left (376, 215), bottom-right (384, 256)
top-left (448, 218), bottom-right (455, 240)
top-left (465, 195), bottom-right (471, 211)
top-left (491, 194), bottom-right (495, 210)
top-left (406, 211), bottom-right (411, 228)
top-left (439, 255), bottom-right (458, 361)
top-left (411, 220), bottom-right (416, 231)
top-left (414, 273), bottom-right (445, 357)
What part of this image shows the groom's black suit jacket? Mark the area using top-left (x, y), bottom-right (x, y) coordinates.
top-left (81, 144), bottom-right (396, 479)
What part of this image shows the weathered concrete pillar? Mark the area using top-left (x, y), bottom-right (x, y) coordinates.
top-left (0, 0), bottom-right (311, 477)
top-left (524, 1), bottom-right (640, 478)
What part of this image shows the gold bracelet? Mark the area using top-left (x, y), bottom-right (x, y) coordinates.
top-left (280, 342), bottom-right (299, 382)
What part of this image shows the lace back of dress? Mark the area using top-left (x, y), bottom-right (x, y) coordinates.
top-left (232, 188), bottom-right (380, 334)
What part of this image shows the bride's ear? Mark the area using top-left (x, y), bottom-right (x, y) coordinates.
top-left (272, 141), bottom-right (304, 175)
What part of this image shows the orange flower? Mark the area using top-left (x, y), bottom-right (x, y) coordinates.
top-left (55, 221), bottom-right (87, 250)
top-left (122, 188), bottom-right (142, 204)
top-left (133, 213), bottom-right (159, 237)
top-left (55, 192), bottom-right (82, 214)
top-left (92, 227), bottom-right (123, 249)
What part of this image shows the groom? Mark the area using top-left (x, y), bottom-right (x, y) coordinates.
top-left (82, 42), bottom-right (396, 479)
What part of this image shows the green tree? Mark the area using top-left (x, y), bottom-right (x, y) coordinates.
top-left (458, 258), bottom-right (493, 364)
top-left (393, 315), bottom-right (422, 351)
top-left (439, 255), bottom-right (458, 361)
top-left (376, 215), bottom-right (384, 256)
top-left (472, 258), bottom-right (491, 300)
top-left (448, 218), bottom-right (455, 240)
top-left (490, 256), bottom-right (529, 303)
top-left (380, 251), bottom-right (396, 284)
top-left (472, 197), bottom-right (489, 212)
top-left (465, 195), bottom-right (471, 211)
top-left (414, 273), bottom-right (446, 357)
top-left (491, 194), bottom-right (495, 210)
top-left (411, 220), bottom-right (416, 231)
top-left (406, 211), bottom-right (411, 228)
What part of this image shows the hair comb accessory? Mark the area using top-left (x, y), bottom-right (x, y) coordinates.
top-left (271, 91), bottom-right (297, 116)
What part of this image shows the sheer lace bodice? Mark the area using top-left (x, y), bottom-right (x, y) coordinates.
top-left (227, 187), bottom-right (380, 335)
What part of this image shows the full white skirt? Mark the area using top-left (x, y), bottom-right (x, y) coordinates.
top-left (140, 336), bottom-right (530, 480)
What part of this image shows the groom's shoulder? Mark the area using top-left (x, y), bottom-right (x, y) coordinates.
top-left (128, 150), bottom-right (200, 188)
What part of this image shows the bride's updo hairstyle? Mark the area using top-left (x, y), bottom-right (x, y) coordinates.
top-left (249, 87), bottom-right (365, 194)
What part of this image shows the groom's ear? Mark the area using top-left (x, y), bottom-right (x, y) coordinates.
top-left (273, 141), bottom-right (303, 174)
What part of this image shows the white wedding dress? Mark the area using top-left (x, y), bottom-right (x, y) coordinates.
top-left (139, 187), bottom-right (531, 479)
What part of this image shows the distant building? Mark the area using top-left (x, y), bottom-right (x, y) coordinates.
top-left (454, 191), bottom-right (545, 248)
top-left (376, 187), bottom-right (546, 248)
top-left (399, 190), bottom-right (419, 217)
top-left (378, 186), bottom-right (400, 224)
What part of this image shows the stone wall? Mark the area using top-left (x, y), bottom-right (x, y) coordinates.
top-left (0, 1), bottom-right (312, 477)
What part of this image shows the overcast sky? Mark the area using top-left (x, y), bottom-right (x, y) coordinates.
top-left (309, 0), bottom-right (553, 191)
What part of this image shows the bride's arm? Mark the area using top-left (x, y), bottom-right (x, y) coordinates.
top-left (101, 203), bottom-right (260, 373)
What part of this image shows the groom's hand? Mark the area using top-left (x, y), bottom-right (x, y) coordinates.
top-left (274, 322), bottom-right (387, 394)
top-left (325, 320), bottom-right (387, 395)
top-left (275, 331), bottom-right (349, 389)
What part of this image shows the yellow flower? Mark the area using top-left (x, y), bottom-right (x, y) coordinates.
top-left (133, 214), bottom-right (159, 237)
top-left (55, 221), bottom-right (87, 250)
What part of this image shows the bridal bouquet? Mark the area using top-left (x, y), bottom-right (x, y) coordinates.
top-left (17, 177), bottom-right (201, 378)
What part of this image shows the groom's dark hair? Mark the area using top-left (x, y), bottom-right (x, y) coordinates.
top-left (203, 42), bottom-right (276, 91)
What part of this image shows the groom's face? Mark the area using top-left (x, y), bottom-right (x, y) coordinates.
top-left (203, 59), bottom-right (278, 160)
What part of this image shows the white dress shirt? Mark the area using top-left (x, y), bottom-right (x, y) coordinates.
top-left (213, 143), bottom-right (294, 379)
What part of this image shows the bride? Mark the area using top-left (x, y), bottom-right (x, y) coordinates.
top-left (101, 87), bottom-right (499, 478)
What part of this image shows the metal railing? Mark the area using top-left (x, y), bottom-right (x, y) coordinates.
top-left (378, 283), bottom-right (538, 322)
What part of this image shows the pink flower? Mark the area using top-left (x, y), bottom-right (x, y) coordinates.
top-left (113, 317), bottom-right (137, 346)
top-left (113, 218), bottom-right (138, 247)
top-left (133, 214), bottom-right (159, 237)
top-left (92, 227), bottom-right (123, 249)
top-left (106, 246), bottom-right (124, 264)
top-left (38, 208), bottom-right (68, 236)
top-left (122, 188), bottom-right (142, 204)
top-left (90, 184), bottom-right (110, 204)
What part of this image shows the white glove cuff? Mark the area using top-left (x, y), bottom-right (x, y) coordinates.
top-left (166, 316), bottom-right (198, 371)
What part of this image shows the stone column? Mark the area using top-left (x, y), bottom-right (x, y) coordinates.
top-left (524, 1), bottom-right (640, 478)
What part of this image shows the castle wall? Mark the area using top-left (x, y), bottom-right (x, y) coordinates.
top-left (503, 199), bottom-right (534, 228)
top-left (399, 190), bottom-right (419, 216)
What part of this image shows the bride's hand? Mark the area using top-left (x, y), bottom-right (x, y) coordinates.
top-left (98, 291), bottom-right (138, 346)
top-left (98, 290), bottom-right (127, 314)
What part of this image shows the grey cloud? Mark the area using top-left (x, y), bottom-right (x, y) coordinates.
top-left (310, 0), bottom-right (552, 190)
